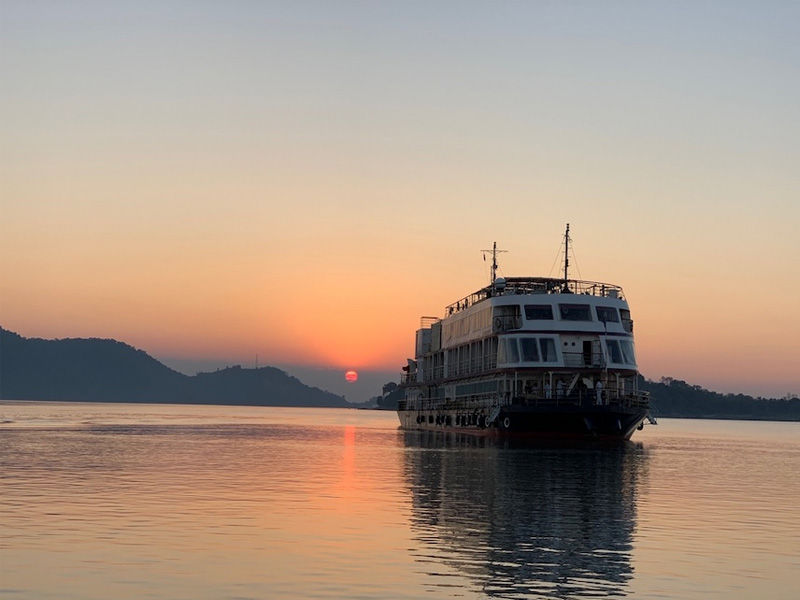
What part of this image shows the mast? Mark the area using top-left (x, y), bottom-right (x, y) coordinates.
top-left (492, 241), bottom-right (498, 284)
top-left (482, 242), bottom-right (507, 285)
top-left (563, 223), bottom-right (570, 291)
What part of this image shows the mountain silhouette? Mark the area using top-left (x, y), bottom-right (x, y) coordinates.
top-left (0, 328), bottom-right (348, 407)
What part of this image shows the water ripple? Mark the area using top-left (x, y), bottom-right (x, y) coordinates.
top-left (1, 405), bottom-right (798, 599)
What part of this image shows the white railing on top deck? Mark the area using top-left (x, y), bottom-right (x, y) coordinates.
top-left (445, 277), bottom-right (626, 317)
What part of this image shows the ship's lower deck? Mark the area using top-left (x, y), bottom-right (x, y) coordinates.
top-left (398, 403), bottom-right (648, 441)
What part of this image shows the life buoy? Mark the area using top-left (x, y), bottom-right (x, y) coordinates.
top-left (494, 317), bottom-right (503, 331)
top-left (502, 417), bottom-right (511, 429)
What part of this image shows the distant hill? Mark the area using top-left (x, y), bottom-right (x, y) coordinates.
top-left (0, 328), bottom-right (348, 407)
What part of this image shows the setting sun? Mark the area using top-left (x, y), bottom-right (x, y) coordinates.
top-left (345, 370), bottom-right (358, 383)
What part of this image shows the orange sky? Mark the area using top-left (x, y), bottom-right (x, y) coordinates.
top-left (2, 3), bottom-right (799, 398)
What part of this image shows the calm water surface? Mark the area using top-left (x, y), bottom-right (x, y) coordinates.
top-left (1, 402), bottom-right (798, 599)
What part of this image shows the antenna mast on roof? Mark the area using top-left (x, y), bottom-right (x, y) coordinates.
top-left (482, 242), bottom-right (508, 285)
top-left (563, 223), bottom-right (571, 291)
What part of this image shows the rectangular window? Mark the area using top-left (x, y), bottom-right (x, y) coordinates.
top-left (595, 306), bottom-right (620, 323)
top-left (606, 339), bottom-right (623, 364)
top-left (520, 337), bottom-right (540, 362)
top-left (619, 308), bottom-right (633, 333)
top-left (524, 304), bottom-right (554, 320)
top-left (506, 338), bottom-right (519, 363)
top-left (619, 340), bottom-right (636, 365)
top-left (497, 338), bottom-right (507, 364)
top-left (559, 303), bottom-right (592, 321)
top-left (539, 338), bottom-right (557, 362)
top-left (498, 338), bottom-right (519, 364)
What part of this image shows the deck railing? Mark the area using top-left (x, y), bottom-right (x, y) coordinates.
top-left (445, 277), bottom-right (626, 316)
top-left (562, 351), bottom-right (606, 368)
top-left (410, 351), bottom-right (614, 382)
top-left (399, 390), bottom-right (649, 412)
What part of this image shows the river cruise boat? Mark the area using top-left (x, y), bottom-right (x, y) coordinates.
top-left (398, 226), bottom-right (651, 440)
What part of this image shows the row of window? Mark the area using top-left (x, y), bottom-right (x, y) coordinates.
top-left (442, 306), bottom-right (492, 346)
top-left (497, 336), bottom-right (636, 366)
top-left (498, 337), bottom-right (558, 364)
top-left (524, 303), bottom-right (628, 323)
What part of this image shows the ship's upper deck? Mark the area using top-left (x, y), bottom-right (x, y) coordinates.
top-left (445, 277), bottom-right (625, 318)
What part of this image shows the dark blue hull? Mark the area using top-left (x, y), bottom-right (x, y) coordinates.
top-left (399, 404), bottom-right (648, 441)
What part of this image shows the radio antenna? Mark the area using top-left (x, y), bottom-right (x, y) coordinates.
top-left (482, 242), bottom-right (508, 285)
top-left (563, 223), bottom-right (571, 291)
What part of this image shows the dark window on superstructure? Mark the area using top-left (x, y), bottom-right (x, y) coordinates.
top-left (520, 338), bottom-right (540, 362)
top-left (559, 303), bottom-right (592, 321)
top-left (524, 305), bottom-right (554, 320)
top-left (619, 340), bottom-right (636, 365)
top-left (596, 306), bottom-right (620, 323)
top-left (506, 338), bottom-right (519, 363)
top-left (619, 308), bottom-right (633, 332)
top-left (539, 338), bottom-right (557, 362)
top-left (498, 338), bottom-right (519, 364)
top-left (606, 340), bottom-right (623, 364)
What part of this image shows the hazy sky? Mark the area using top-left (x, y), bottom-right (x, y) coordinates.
top-left (2, 1), bottom-right (799, 399)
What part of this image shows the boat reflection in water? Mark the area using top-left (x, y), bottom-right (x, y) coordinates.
top-left (403, 431), bottom-right (649, 598)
